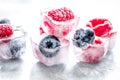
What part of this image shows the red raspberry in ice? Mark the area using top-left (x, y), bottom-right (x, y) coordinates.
top-left (86, 18), bottom-right (112, 37)
top-left (48, 7), bottom-right (74, 22)
top-left (42, 7), bottom-right (78, 39)
top-left (0, 24), bottom-right (13, 38)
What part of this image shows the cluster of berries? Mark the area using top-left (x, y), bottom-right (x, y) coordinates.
top-left (0, 7), bottom-right (116, 66)
top-left (31, 7), bottom-right (116, 66)
top-left (0, 19), bottom-right (26, 60)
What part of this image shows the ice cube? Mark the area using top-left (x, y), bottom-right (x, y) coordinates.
top-left (73, 35), bottom-right (109, 63)
top-left (30, 33), bottom-right (69, 66)
top-left (40, 7), bottom-right (79, 40)
top-left (0, 26), bottom-right (26, 60)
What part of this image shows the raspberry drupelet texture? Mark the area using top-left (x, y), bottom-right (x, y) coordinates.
top-left (0, 24), bottom-right (13, 38)
top-left (86, 18), bottom-right (112, 37)
top-left (48, 7), bottom-right (74, 22)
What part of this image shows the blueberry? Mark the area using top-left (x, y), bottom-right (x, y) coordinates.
top-left (0, 18), bottom-right (10, 24)
top-left (82, 29), bottom-right (95, 43)
top-left (39, 35), bottom-right (60, 58)
top-left (73, 28), bottom-right (95, 48)
top-left (9, 40), bottom-right (25, 58)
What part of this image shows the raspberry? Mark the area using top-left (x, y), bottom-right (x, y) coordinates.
top-left (0, 24), bottom-right (13, 38)
top-left (86, 18), bottom-right (112, 37)
top-left (48, 7), bottom-right (74, 22)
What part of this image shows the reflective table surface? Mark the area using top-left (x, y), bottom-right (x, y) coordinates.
top-left (0, 0), bottom-right (120, 80)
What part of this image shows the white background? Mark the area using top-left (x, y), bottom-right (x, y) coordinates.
top-left (0, 0), bottom-right (120, 80)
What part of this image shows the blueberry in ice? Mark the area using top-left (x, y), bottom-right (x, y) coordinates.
top-left (82, 29), bottom-right (95, 43)
top-left (39, 35), bottom-right (60, 58)
top-left (9, 39), bottom-right (25, 58)
top-left (0, 18), bottom-right (10, 24)
top-left (73, 28), bottom-right (95, 48)
top-left (73, 29), bottom-right (87, 47)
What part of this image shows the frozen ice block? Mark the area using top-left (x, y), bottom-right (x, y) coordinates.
top-left (0, 20), bottom-right (26, 60)
top-left (30, 7), bottom-right (79, 66)
top-left (40, 7), bottom-right (79, 40)
top-left (73, 18), bottom-right (116, 63)
top-left (30, 33), bottom-right (69, 66)
top-left (86, 18), bottom-right (117, 50)
top-left (73, 37), bottom-right (109, 63)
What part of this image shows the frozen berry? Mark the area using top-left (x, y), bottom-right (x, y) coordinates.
top-left (39, 35), bottom-right (60, 58)
top-left (0, 18), bottom-right (10, 24)
top-left (0, 24), bottom-right (13, 38)
top-left (73, 28), bottom-right (95, 48)
top-left (86, 18), bottom-right (112, 37)
top-left (9, 40), bottom-right (25, 58)
top-left (48, 7), bottom-right (74, 22)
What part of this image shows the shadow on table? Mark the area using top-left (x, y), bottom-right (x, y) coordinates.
top-left (30, 51), bottom-right (114, 80)
top-left (30, 62), bottom-right (66, 80)
top-left (0, 58), bottom-right (23, 80)
top-left (70, 51), bottom-right (114, 80)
